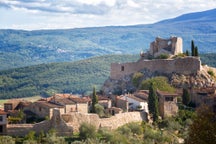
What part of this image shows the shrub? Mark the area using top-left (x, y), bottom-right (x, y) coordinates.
top-left (207, 69), bottom-right (215, 77)
top-left (140, 76), bottom-right (175, 93)
top-left (132, 72), bottom-right (143, 87)
top-left (156, 54), bottom-right (169, 59)
top-left (94, 104), bottom-right (105, 117)
top-left (79, 122), bottom-right (97, 139)
top-left (127, 122), bottom-right (143, 135)
top-left (0, 136), bottom-right (15, 144)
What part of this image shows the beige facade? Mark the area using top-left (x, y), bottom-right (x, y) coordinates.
top-left (157, 91), bottom-right (179, 118)
top-left (76, 103), bottom-right (88, 113)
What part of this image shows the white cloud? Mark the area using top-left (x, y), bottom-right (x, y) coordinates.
top-left (0, 0), bottom-right (216, 30)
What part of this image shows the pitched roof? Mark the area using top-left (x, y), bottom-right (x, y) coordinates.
top-left (50, 97), bottom-right (75, 105)
top-left (134, 90), bottom-right (149, 100)
top-left (35, 101), bottom-right (64, 108)
top-left (69, 96), bottom-right (89, 103)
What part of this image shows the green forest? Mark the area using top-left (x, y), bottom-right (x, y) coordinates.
top-left (0, 55), bottom-right (138, 99)
top-left (0, 53), bottom-right (215, 99)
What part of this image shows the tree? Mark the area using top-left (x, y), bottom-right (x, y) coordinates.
top-left (182, 88), bottom-right (190, 106)
top-left (186, 105), bottom-right (216, 144)
top-left (185, 50), bottom-right (189, 56)
top-left (91, 86), bottom-right (98, 113)
top-left (148, 83), bottom-right (159, 122)
top-left (194, 46), bottom-right (199, 57)
top-left (191, 40), bottom-right (195, 56)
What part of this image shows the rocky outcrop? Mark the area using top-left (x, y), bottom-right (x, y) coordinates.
top-left (103, 65), bottom-right (216, 95)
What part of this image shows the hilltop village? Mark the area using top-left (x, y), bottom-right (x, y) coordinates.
top-left (0, 36), bottom-right (216, 138)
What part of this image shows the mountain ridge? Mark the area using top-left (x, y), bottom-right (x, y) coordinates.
top-left (0, 8), bottom-right (216, 70)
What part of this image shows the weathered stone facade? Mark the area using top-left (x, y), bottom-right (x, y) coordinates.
top-left (149, 36), bottom-right (183, 57)
top-left (111, 57), bottom-right (201, 79)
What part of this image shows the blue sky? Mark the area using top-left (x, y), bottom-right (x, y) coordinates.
top-left (0, 0), bottom-right (216, 30)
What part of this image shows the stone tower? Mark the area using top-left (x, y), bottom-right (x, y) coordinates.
top-left (149, 36), bottom-right (183, 57)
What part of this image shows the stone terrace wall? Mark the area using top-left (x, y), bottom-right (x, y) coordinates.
top-left (7, 124), bottom-right (33, 137)
top-left (7, 111), bottom-right (147, 136)
top-left (111, 57), bottom-right (201, 79)
top-left (62, 111), bottom-right (147, 132)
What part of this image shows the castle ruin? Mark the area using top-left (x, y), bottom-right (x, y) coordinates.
top-left (110, 36), bottom-right (201, 80)
top-left (149, 36), bottom-right (183, 57)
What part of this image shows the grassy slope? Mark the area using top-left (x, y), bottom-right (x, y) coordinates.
top-left (0, 55), bottom-right (138, 99)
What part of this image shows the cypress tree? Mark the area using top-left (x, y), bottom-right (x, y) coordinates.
top-left (148, 83), bottom-right (159, 122)
top-left (191, 40), bottom-right (195, 56)
top-left (185, 50), bottom-right (189, 56)
top-left (92, 86), bottom-right (98, 113)
top-left (194, 46), bottom-right (199, 57)
top-left (182, 88), bottom-right (190, 106)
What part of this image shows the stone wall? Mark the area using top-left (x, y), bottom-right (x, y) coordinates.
top-left (7, 109), bottom-right (146, 136)
top-left (111, 57), bottom-right (201, 79)
top-left (62, 111), bottom-right (147, 132)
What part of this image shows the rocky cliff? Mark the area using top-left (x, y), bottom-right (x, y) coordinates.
top-left (102, 64), bottom-right (216, 95)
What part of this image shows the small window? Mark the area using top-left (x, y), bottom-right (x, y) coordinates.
top-left (121, 66), bottom-right (124, 71)
top-left (0, 116), bottom-right (3, 121)
top-left (165, 97), bottom-right (173, 101)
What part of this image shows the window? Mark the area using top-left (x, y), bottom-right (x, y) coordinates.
top-left (121, 66), bottom-right (124, 71)
top-left (165, 97), bottom-right (173, 101)
top-left (0, 125), bottom-right (3, 133)
top-left (0, 116), bottom-right (3, 121)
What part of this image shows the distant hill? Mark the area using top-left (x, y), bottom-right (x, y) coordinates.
top-left (0, 55), bottom-right (138, 99)
top-left (0, 8), bottom-right (216, 70)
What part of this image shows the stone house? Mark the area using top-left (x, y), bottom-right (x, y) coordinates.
top-left (69, 96), bottom-right (90, 113)
top-left (98, 96), bottom-right (112, 109)
top-left (0, 109), bottom-right (7, 135)
top-left (49, 95), bottom-right (77, 113)
top-left (27, 100), bottom-right (65, 119)
top-left (4, 99), bottom-right (31, 112)
top-left (157, 90), bottom-right (179, 118)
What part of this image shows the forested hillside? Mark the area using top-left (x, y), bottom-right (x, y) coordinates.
top-left (0, 55), bottom-right (138, 99)
top-left (0, 53), bottom-right (215, 99)
top-left (0, 8), bottom-right (216, 70)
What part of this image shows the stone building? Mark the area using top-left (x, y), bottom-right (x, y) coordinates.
top-left (27, 100), bottom-right (65, 119)
top-left (157, 90), bottom-right (179, 118)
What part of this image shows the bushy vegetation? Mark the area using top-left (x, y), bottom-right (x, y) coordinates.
top-left (207, 69), bottom-right (215, 77)
top-left (155, 54), bottom-right (169, 59)
top-left (0, 55), bottom-right (137, 99)
top-left (132, 72), bottom-right (144, 87)
top-left (140, 76), bottom-right (175, 93)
